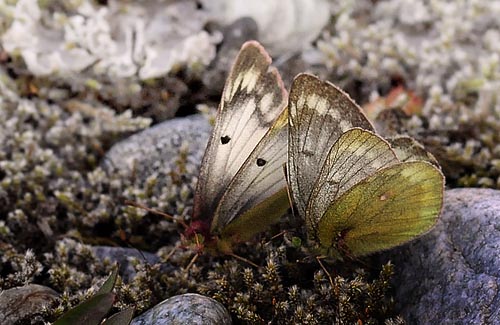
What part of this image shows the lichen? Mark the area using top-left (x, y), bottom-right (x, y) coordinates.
top-left (1, 0), bottom-right (219, 80)
top-left (0, 0), bottom-right (220, 121)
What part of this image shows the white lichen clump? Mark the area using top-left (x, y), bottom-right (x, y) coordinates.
top-left (1, 0), bottom-right (220, 80)
top-left (201, 0), bottom-right (331, 55)
top-left (318, 0), bottom-right (500, 130)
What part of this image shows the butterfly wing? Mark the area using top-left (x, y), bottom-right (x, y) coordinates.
top-left (193, 41), bottom-right (287, 231)
top-left (307, 128), bottom-right (399, 234)
top-left (387, 136), bottom-right (440, 166)
top-left (317, 160), bottom-right (444, 257)
top-left (287, 74), bottom-right (374, 218)
top-left (213, 110), bottom-right (289, 241)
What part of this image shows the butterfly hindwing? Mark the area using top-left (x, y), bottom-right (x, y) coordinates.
top-left (307, 128), bottom-right (399, 233)
top-left (317, 161), bottom-right (444, 257)
top-left (288, 74), bottom-right (374, 217)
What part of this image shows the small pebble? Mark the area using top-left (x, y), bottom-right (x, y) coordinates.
top-left (131, 293), bottom-right (232, 325)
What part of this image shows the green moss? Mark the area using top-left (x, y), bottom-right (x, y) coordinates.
top-left (187, 238), bottom-right (401, 324)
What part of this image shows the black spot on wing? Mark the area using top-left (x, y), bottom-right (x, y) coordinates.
top-left (256, 158), bottom-right (267, 167)
top-left (221, 135), bottom-right (231, 144)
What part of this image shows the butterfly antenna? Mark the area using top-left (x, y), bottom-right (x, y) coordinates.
top-left (124, 200), bottom-right (189, 229)
top-left (163, 244), bottom-right (179, 263)
top-left (316, 256), bottom-right (334, 288)
top-left (269, 230), bottom-right (287, 242)
top-left (227, 252), bottom-right (259, 268)
top-left (184, 253), bottom-right (199, 273)
top-left (116, 227), bottom-right (155, 274)
top-left (184, 235), bottom-right (202, 272)
top-left (135, 246), bottom-right (149, 265)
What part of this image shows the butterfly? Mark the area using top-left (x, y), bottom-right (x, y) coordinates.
top-left (287, 73), bottom-right (445, 259)
top-left (190, 41), bottom-right (289, 253)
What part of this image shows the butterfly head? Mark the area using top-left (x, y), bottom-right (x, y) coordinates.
top-left (185, 224), bottom-right (240, 257)
top-left (184, 219), bottom-right (211, 240)
top-left (184, 213), bottom-right (242, 255)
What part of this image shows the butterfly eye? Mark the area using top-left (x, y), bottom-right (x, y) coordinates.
top-left (256, 158), bottom-right (267, 167)
top-left (220, 136), bottom-right (231, 144)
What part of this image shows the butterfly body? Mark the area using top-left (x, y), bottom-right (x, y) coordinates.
top-left (288, 74), bottom-right (445, 259)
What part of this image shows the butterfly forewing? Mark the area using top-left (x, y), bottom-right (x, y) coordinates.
top-left (307, 128), bottom-right (399, 233)
top-left (288, 74), bottom-right (374, 217)
top-left (212, 110), bottom-right (288, 236)
top-left (387, 136), bottom-right (440, 166)
top-left (193, 41), bottom-right (288, 222)
top-left (317, 161), bottom-right (444, 257)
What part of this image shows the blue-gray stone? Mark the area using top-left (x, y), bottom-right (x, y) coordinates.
top-left (381, 188), bottom-right (500, 324)
top-left (92, 246), bottom-right (171, 282)
top-left (102, 114), bottom-right (211, 181)
top-left (131, 293), bottom-right (232, 325)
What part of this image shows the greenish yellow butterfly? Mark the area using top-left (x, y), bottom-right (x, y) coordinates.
top-left (287, 74), bottom-right (444, 259)
top-left (190, 41), bottom-right (289, 253)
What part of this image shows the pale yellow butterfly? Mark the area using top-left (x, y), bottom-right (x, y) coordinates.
top-left (190, 41), bottom-right (289, 252)
top-left (287, 73), bottom-right (444, 259)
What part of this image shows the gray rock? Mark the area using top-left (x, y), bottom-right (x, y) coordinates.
top-left (203, 17), bottom-right (259, 94)
top-left (382, 188), bottom-right (500, 324)
top-left (92, 246), bottom-right (171, 282)
top-left (131, 293), bottom-right (232, 325)
top-left (102, 114), bottom-right (211, 182)
top-left (0, 284), bottom-right (60, 324)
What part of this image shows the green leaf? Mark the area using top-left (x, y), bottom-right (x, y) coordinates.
top-left (54, 293), bottom-right (115, 325)
top-left (102, 307), bottom-right (135, 325)
top-left (96, 267), bottom-right (119, 295)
